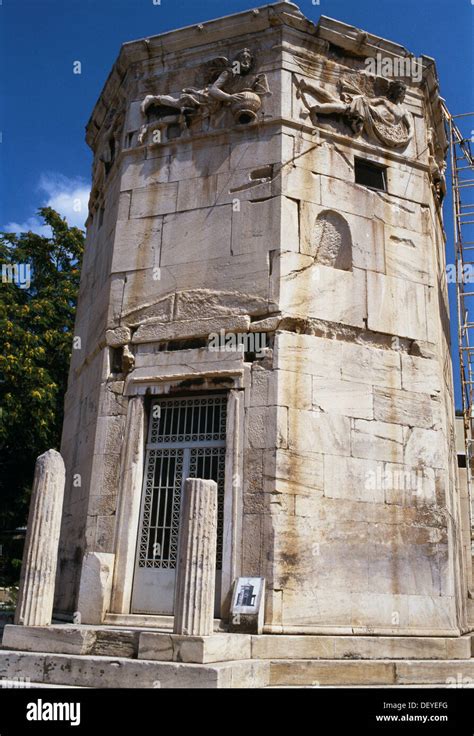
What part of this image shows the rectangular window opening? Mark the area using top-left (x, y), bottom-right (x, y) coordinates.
top-left (354, 157), bottom-right (387, 191)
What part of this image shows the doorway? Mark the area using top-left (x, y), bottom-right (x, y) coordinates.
top-left (130, 394), bottom-right (227, 615)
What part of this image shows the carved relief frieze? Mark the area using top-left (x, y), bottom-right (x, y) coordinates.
top-left (137, 49), bottom-right (271, 145)
top-left (296, 72), bottom-right (414, 150)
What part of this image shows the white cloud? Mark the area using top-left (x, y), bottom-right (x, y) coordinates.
top-left (3, 173), bottom-right (90, 235)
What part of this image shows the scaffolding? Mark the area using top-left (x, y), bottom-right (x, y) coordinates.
top-left (444, 106), bottom-right (474, 523)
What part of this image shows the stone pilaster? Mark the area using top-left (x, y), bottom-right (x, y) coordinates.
top-left (110, 395), bottom-right (145, 613)
top-left (174, 478), bottom-right (218, 636)
top-left (15, 450), bottom-right (65, 626)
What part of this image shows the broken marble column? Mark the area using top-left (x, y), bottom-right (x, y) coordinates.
top-left (77, 552), bottom-right (115, 625)
top-left (174, 478), bottom-right (218, 636)
top-left (15, 450), bottom-right (66, 626)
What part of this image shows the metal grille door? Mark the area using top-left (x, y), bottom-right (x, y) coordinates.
top-left (131, 394), bottom-right (227, 615)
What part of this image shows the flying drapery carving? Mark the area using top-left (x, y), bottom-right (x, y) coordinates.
top-left (296, 75), bottom-right (414, 149)
top-left (138, 49), bottom-right (271, 143)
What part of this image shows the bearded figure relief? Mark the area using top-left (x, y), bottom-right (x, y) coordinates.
top-left (296, 74), bottom-right (414, 149)
top-left (138, 49), bottom-right (271, 143)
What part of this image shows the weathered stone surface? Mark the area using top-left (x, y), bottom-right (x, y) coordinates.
top-left (351, 419), bottom-right (403, 463)
top-left (367, 272), bottom-right (428, 341)
top-left (278, 257), bottom-right (367, 328)
top-left (131, 345), bottom-right (243, 381)
top-left (341, 342), bottom-right (401, 388)
top-left (401, 354), bottom-right (441, 394)
top-left (264, 449), bottom-right (324, 495)
top-left (396, 660), bottom-right (474, 685)
top-left (0, 651), bottom-right (268, 688)
top-left (384, 226), bottom-right (433, 286)
top-left (111, 217), bottom-right (162, 274)
top-left (288, 409), bottom-right (351, 456)
top-left (313, 377), bottom-right (373, 419)
top-left (246, 406), bottom-right (288, 450)
top-left (129, 181), bottom-right (178, 218)
top-left (373, 388), bottom-right (433, 428)
top-left (51, 5), bottom-right (467, 648)
top-left (270, 660), bottom-right (396, 686)
top-left (269, 369), bottom-right (312, 410)
top-left (15, 451), bottom-right (65, 627)
top-left (132, 315), bottom-right (250, 344)
top-left (274, 333), bottom-right (343, 379)
top-left (324, 455), bottom-right (384, 503)
top-left (105, 326), bottom-right (131, 347)
top-left (77, 552), bottom-right (115, 625)
top-left (251, 634), bottom-right (472, 660)
top-left (161, 205), bottom-right (232, 266)
top-left (232, 197), bottom-right (298, 255)
top-left (404, 427), bottom-right (447, 468)
top-left (174, 479), bottom-right (218, 637)
top-left (2, 625), bottom-right (95, 655)
top-left (138, 633), bottom-right (251, 663)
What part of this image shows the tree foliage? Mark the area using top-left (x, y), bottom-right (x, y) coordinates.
top-left (0, 208), bottom-right (84, 581)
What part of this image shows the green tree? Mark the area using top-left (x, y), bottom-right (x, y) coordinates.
top-left (0, 208), bottom-right (84, 583)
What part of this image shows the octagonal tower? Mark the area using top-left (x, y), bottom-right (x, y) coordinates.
top-left (55, 2), bottom-right (471, 637)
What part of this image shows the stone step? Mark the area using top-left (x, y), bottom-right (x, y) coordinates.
top-left (1, 681), bottom-right (87, 689)
top-left (104, 613), bottom-right (226, 632)
top-left (2, 625), bottom-right (140, 658)
top-left (0, 650), bottom-right (270, 689)
top-left (269, 659), bottom-right (474, 687)
top-left (4, 626), bottom-right (473, 664)
top-left (251, 634), bottom-right (473, 661)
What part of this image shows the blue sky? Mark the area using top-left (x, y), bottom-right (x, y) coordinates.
top-left (0, 0), bottom-right (473, 405)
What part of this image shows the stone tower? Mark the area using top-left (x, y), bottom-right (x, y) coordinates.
top-left (54, 2), bottom-right (471, 638)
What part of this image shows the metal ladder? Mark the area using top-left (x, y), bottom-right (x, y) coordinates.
top-left (444, 107), bottom-right (474, 537)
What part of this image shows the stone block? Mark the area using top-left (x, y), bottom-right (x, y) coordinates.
top-left (168, 141), bottom-right (230, 181)
top-left (229, 131), bottom-right (285, 170)
top-left (105, 326), bottom-right (131, 347)
top-left (281, 165), bottom-right (322, 204)
top-left (264, 448), bottom-right (324, 494)
top-left (269, 660), bottom-right (396, 686)
top-left (401, 354), bottom-right (441, 394)
top-left (246, 406), bottom-right (288, 450)
top-left (278, 257), bottom-right (367, 328)
top-left (383, 462), bottom-right (436, 507)
top-left (341, 342), bottom-right (401, 388)
top-left (313, 377), bottom-right (373, 419)
top-left (111, 217), bottom-right (162, 274)
top-left (138, 633), bottom-right (251, 663)
top-left (129, 181), bottom-right (178, 218)
top-left (269, 369), bottom-right (313, 410)
top-left (132, 315), bottom-right (250, 344)
top-left (249, 367), bottom-right (270, 407)
top-left (77, 552), bottom-right (115, 625)
top-left (288, 409), bottom-right (351, 456)
top-left (351, 419), bottom-right (403, 463)
top-left (161, 205), bottom-right (232, 266)
top-left (395, 660), bottom-right (474, 685)
top-left (404, 427), bottom-right (447, 469)
top-left (367, 271), bottom-right (428, 341)
top-left (274, 333), bottom-right (343, 379)
top-left (384, 225), bottom-right (433, 286)
top-left (120, 154), bottom-right (170, 191)
top-left (1, 625), bottom-right (95, 655)
top-left (177, 174), bottom-right (219, 212)
top-left (373, 387), bottom-right (433, 428)
top-left (324, 455), bottom-right (384, 503)
top-left (232, 197), bottom-right (298, 255)
top-left (386, 166), bottom-right (430, 206)
top-left (252, 634), bottom-right (335, 660)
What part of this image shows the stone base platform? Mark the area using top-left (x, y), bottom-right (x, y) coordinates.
top-left (1, 625), bottom-right (473, 688)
